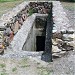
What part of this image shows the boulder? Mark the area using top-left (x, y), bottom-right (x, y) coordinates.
top-left (61, 42), bottom-right (74, 51)
top-left (68, 34), bottom-right (75, 39)
top-left (0, 44), bottom-right (4, 55)
top-left (52, 51), bottom-right (66, 58)
top-left (0, 49), bottom-right (4, 55)
top-left (67, 41), bottom-right (75, 47)
top-left (55, 38), bottom-right (63, 45)
top-left (52, 38), bottom-right (63, 45)
top-left (53, 33), bottom-right (63, 39)
top-left (52, 53), bottom-right (60, 58)
top-left (66, 30), bottom-right (74, 34)
top-left (52, 45), bottom-right (61, 53)
top-left (63, 34), bottom-right (73, 41)
top-left (52, 39), bottom-right (58, 45)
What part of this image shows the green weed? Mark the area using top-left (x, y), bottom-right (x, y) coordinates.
top-left (37, 66), bottom-right (53, 75)
top-left (0, 64), bottom-right (6, 68)
top-left (12, 67), bottom-right (17, 72)
top-left (0, 72), bottom-right (8, 75)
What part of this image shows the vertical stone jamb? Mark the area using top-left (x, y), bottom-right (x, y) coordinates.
top-left (41, 3), bottom-right (53, 62)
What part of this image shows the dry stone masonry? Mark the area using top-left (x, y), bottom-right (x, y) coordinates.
top-left (0, 2), bottom-right (30, 50)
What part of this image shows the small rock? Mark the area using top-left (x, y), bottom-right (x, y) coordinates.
top-left (56, 38), bottom-right (63, 45)
top-left (0, 49), bottom-right (4, 55)
top-left (52, 45), bottom-right (61, 53)
top-left (59, 51), bottom-right (66, 55)
top-left (57, 51), bottom-right (66, 57)
top-left (66, 30), bottom-right (74, 34)
top-left (52, 53), bottom-right (60, 58)
top-left (52, 51), bottom-right (66, 58)
top-left (52, 39), bottom-right (58, 45)
top-left (67, 41), bottom-right (75, 47)
top-left (61, 42), bottom-right (74, 51)
top-left (68, 34), bottom-right (75, 40)
top-left (53, 33), bottom-right (63, 39)
top-left (63, 34), bottom-right (73, 41)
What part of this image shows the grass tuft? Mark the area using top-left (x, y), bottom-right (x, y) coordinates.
top-left (37, 66), bottom-right (53, 75)
top-left (12, 67), bottom-right (17, 72)
top-left (0, 64), bottom-right (6, 68)
top-left (0, 72), bottom-right (8, 75)
top-left (0, 0), bottom-right (18, 2)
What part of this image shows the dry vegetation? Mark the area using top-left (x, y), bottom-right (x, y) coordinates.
top-left (0, 58), bottom-right (53, 75)
top-left (0, 0), bottom-right (24, 17)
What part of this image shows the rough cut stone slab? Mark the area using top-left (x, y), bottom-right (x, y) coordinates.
top-left (11, 13), bottom-right (47, 51)
top-left (11, 14), bottom-right (36, 51)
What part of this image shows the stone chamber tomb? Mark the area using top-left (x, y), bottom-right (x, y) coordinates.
top-left (0, 1), bottom-right (74, 62)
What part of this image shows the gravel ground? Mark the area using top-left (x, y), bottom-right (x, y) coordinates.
top-left (62, 2), bottom-right (75, 29)
top-left (49, 2), bottom-right (75, 75)
top-left (48, 51), bottom-right (75, 75)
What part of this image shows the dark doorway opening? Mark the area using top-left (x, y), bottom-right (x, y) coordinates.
top-left (36, 36), bottom-right (45, 51)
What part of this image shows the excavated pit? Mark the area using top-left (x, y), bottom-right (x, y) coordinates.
top-left (22, 2), bottom-right (53, 62)
top-left (22, 2), bottom-right (53, 54)
top-left (22, 17), bottom-right (47, 52)
top-left (35, 17), bottom-right (47, 51)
